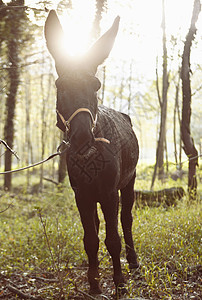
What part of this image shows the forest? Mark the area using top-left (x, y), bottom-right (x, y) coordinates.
top-left (0, 0), bottom-right (201, 299)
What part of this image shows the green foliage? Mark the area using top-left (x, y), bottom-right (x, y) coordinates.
top-left (129, 203), bottom-right (201, 298)
top-left (0, 170), bottom-right (201, 298)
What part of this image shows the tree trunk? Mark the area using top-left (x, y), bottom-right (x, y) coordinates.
top-left (25, 62), bottom-right (31, 190)
top-left (173, 72), bottom-right (180, 167)
top-left (39, 71), bottom-right (45, 192)
top-left (118, 63), bottom-right (125, 111)
top-left (4, 2), bottom-right (21, 190)
top-left (91, 0), bottom-right (107, 40)
top-left (127, 61), bottom-right (132, 115)
top-left (181, 0), bottom-right (201, 198)
top-left (91, 0), bottom-right (107, 105)
top-left (135, 187), bottom-right (185, 208)
top-left (157, 0), bottom-right (169, 180)
top-left (151, 0), bottom-right (169, 189)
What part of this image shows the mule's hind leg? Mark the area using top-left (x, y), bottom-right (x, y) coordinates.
top-left (120, 172), bottom-right (139, 269)
top-left (76, 198), bottom-right (101, 294)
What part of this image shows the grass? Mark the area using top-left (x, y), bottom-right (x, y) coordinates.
top-left (131, 202), bottom-right (201, 299)
top-left (0, 165), bottom-right (201, 299)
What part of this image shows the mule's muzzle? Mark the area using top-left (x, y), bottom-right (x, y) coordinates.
top-left (70, 128), bottom-right (95, 154)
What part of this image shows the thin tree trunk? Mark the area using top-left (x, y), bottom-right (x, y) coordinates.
top-left (91, 0), bottom-right (107, 40)
top-left (181, 0), bottom-right (201, 198)
top-left (127, 61), bottom-right (132, 115)
top-left (176, 82), bottom-right (182, 169)
top-left (40, 71), bottom-right (45, 192)
top-left (173, 72), bottom-right (180, 166)
top-left (151, 0), bottom-right (169, 189)
top-left (25, 65), bottom-right (31, 190)
top-left (118, 63), bottom-right (125, 111)
top-left (4, 7), bottom-right (20, 190)
top-left (91, 0), bottom-right (107, 106)
top-left (165, 137), bottom-right (168, 173)
top-left (157, 0), bottom-right (169, 180)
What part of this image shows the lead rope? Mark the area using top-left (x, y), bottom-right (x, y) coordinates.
top-left (0, 142), bottom-right (69, 175)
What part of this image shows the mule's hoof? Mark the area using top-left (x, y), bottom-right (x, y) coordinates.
top-left (116, 283), bottom-right (128, 297)
top-left (129, 261), bottom-right (139, 269)
top-left (89, 287), bottom-right (102, 295)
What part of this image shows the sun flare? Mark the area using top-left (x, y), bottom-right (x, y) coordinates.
top-left (59, 1), bottom-right (95, 57)
top-left (48, 0), bottom-right (201, 76)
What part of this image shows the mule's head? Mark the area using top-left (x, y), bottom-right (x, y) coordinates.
top-left (45, 10), bottom-right (119, 152)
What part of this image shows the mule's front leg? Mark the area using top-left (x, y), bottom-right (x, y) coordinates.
top-left (101, 192), bottom-right (125, 292)
top-left (76, 199), bottom-right (101, 294)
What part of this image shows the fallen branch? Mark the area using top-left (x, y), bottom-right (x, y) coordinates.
top-left (43, 177), bottom-right (59, 185)
top-left (135, 187), bottom-right (185, 207)
top-left (0, 202), bottom-right (13, 214)
top-left (7, 284), bottom-right (40, 300)
top-left (34, 276), bottom-right (59, 283)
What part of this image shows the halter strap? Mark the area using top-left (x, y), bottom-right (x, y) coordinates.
top-left (56, 108), bottom-right (110, 144)
top-left (56, 108), bottom-right (97, 131)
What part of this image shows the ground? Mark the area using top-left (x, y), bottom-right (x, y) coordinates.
top-left (0, 167), bottom-right (201, 299)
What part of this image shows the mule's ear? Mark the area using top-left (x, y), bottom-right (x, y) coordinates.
top-left (44, 10), bottom-right (64, 61)
top-left (86, 16), bottom-right (120, 72)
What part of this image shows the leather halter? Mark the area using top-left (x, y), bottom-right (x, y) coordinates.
top-left (56, 108), bottom-right (97, 131)
top-left (56, 108), bottom-right (110, 144)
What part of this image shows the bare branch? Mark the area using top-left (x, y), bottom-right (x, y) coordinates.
top-left (0, 202), bottom-right (13, 214)
top-left (0, 139), bottom-right (20, 160)
top-left (0, 5), bottom-right (48, 12)
top-left (0, 60), bottom-right (42, 70)
top-left (43, 177), bottom-right (59, 185)
top-left (192, 83), bottom-right (202, 96)
top-left (7, 284), bottom-right (39, 300)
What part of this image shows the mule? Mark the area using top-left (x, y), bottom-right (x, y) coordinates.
top-left (45, 10), bottom-right (139, 294)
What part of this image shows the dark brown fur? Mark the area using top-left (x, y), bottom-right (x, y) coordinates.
top-left (45, 10), bottom-right (139, 294)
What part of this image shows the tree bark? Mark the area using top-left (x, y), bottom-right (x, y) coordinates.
top-left (25, 61), bottom-right (31, 190)
top-left (3, 1), bottom-right (22, 190)
top-left (151, 0), bottom-right (169, 189)
top-left (157, 0), bottom-right (169, 180)
top-left (91, 0), bottom-right (107, 40)
top-left (127, 61), bottom-right (133, 115)
top-left (91, 0), bottom-right (107, 105)
top-left (181, 0), bottom-right (201, 198)
top-left (173, 72), bottom-right (180, 167)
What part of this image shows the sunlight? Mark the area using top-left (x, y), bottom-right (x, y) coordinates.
top-left (106, 0), bottom-right (201, 78)
top-left (42, 0), bottom-right (201, 69)
top-left (59, 0), bottom-right (95, 56)
top-left (23, 0), bottom-right (199, 79)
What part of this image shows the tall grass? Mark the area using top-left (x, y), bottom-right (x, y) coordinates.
top-left (0, 166), bottom-right (201, 299)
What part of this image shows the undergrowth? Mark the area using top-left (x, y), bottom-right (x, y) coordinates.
top-left (0, 166), bottom-right (201, 299)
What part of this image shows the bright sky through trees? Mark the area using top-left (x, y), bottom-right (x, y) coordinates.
top-left (19, 0), bottom-right (202, 79)
top-left (50, 0), bottom-right (202, 79)
top-left (2, 0), bottom-right (201, 163)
